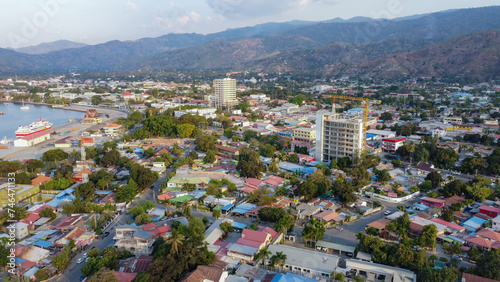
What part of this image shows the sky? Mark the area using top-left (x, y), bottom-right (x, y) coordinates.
top-left (1, 0), bottom-right (499, 48)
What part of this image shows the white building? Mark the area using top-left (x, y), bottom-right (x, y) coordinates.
top-left (315, 112), bottom-right (364, 162)
top-left (214, 78), bottom-right (237, 109)
top-left (14, 132), bottom-right (51, 147)
top-left (14, 222), bottom-right (29, 239)
top-left (174, 107), bottom-right (217, 119)
top-left (267, 245), bottom-right (339, 279)
top-left (345, 259), bottom-right (416, 282)
top-left (381, 137), bottom-right (406, 153)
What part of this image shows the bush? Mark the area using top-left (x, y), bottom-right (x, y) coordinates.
top-left (439, 257), bottom-right (448, 262)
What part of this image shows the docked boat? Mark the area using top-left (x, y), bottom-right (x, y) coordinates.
top-left (0, 136), bottom-right (12, 144)
top-left (20, 100), bottom-right (29, 110)
top-left (15, 119), bottom-right (53, 137)
top-left (0, 112), bottom-right (4, 115)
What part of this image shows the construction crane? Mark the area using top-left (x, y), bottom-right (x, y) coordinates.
top-left (325, 95), bottom-right (381, 150)
top-left (226, 72), bottom-right (241, 78)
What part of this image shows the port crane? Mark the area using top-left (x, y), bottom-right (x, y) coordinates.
top-left (325, 95), bottom-right (381, 149)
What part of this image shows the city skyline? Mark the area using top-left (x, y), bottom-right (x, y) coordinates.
top-left (1, 0), bottom-right (499, 48)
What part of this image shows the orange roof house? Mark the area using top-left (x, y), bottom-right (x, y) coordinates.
top-left (31, 175), bottom-right (53, 186)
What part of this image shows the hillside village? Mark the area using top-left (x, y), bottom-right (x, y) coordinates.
top-left (1, 74), bottom-right (500, 282)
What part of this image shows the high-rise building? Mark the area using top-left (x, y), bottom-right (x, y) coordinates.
top-left (315, 113), bottom-right (364, 162)
top-left (214, 78), bottom-right (237, 109)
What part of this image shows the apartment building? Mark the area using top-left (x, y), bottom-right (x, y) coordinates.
top-left (293, 127), bottom-right (316, 144)
top-left (315, 113), bottom-right (364, 162)
top-left (214, 78), bottom-right (237, 109)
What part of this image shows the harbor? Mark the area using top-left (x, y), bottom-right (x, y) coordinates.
top-left (0, 105), bottom-right (128, 160)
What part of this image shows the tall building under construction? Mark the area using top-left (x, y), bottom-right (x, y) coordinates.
top-left (214, 78), bottom-right (237, 109)
top-left (315, 112), bottom-right (364, 162)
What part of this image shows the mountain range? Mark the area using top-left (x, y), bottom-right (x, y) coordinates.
top-left (1, 6), bottom-right (500, 80)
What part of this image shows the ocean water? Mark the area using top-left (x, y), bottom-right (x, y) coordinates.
top-left (0, 103), bottom-right (83, 140)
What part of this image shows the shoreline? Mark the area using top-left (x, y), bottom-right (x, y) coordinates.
top-left (0, 104), bottom-right (128, 160)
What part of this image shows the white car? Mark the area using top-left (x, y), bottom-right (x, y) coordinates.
top-left (383, 210), bottom-right (392, 215)
top-left (77, 258), bottom-right (84, 264)
top-left (83, 253), bottom-right (87, 257)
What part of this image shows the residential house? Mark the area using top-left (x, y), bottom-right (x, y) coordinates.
top-left (421, 197), bottom-right (445, 208)
top-left (114, 225), bottom-right (155, 256)
top-left (266, 245), bottom-right (340, 279)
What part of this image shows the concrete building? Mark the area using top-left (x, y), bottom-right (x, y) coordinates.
top-left (114, 225), bottom-right (155, 256)
top-left (444, 116), bottom-right (463, 124)
top-left (381, 137), bottom-right (406, 153)
top-left (345, 259), bottom-right (416, 282)
top-left (13, 131), bottom-right (51, 147)
top-left (0, 183), bottom-right (40, 208)
top-left (293, 127), bottom-right (316, 144)
top-left (14, 222), bottom-right (29, 239)
top-left (214, 78), bottom-right (237, 109)
top-left (315, 113), bottom-right (364, 162)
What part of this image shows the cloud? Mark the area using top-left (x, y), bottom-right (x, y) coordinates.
top-left (190, 11), bottom-right (201, 22)
top-left (205, 0), bottom-right (343, 19)
top-left (125, 0), bottom-right (137, 11)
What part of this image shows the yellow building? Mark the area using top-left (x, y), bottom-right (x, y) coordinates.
top-left (293, 127), bottom-right (316, 144)
top-left (0, 183), bottom-right (40, 208)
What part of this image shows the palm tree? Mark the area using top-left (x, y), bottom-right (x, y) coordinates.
top-left (167, 230), bottom-right (185, 255)
top-left (274, 251), bottom-right (287, 271)
top-left (256, 247), bottom-right (272, 264)
top-left (408, 141), bottom-right (415, 165)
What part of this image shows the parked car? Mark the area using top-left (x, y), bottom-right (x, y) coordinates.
top-left (103, 231), bottom-right (110, 237)
top-left (83, 253), bottom-right (87, 257)
top-left (383, 210), bottom-right (392, 216)
top-left (77, 258), bottom-right (84, 264)
top-left (85, 257), bottom-right (90, 262)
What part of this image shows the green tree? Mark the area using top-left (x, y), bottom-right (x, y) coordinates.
top-left (332, 174), bottom-right (357, 204)
top-left (41, 149), bottom-right (69, 162)
top-left (380, 112), bottom-right (393, 121)
top-left (476, 249), bottom-right (500, 280)
top-left (302, 218), bottom-right (326, 245)
top-left (237, 148), bottom-right (264, 179)
top-left (40, 208), bottom-right (57, 220)
top-left (100, 149), bottom-right (120, 167)
top-left (176, 124), bottom-right (196, 138)
top-left (35, 268), bottom-right (50, 281)
top-left (203, 150), bottom-right (216, 163)
top-left (212, 209), bottom-right (221, 219)
top-left (442, 209), bottom-right (454, 222)
top-left (297, 181), bottom-right (318, 201)
top-left (14, 172), bottom-right (32, 184)
top-left (421, 224), bottom-right (437, 250)
top-left (91, 95), bottom-right (103, 105)
top-left (88, 268), bottom-right (119, 282)
top-left (425, 171), bottom-right (443, 189)
top-left (289, 153), bottom-right (300, 163)
top-left (25, 159), bottom-right (45, 172)
top-left (259, 144), bottom-right (276, 158)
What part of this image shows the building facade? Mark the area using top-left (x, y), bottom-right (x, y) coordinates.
top-left (0, 184), bottom-right (40, 208)
top-left (293, 127), bottom-right (316, 144)
top-left (214, 78), bottom-right (237, 109)
top-left (315, 113), bottom-right (364, 162)
top-left (381, 137), bottom-right (406, 152)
